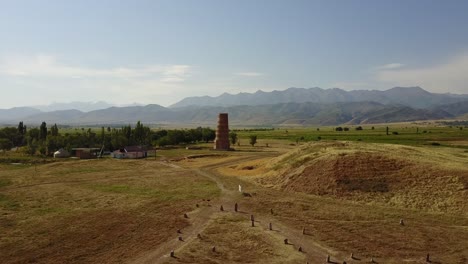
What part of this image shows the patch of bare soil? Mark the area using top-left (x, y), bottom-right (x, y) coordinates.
top-left (283, 152), bottom-right (405, 195)
top-left (163, 213), bottom-right (305, 264)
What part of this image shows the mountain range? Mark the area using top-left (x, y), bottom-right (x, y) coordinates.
top-left (1, 87), bottom-right (467, 126)
top-left (170, 86), bottom-right (468, 109)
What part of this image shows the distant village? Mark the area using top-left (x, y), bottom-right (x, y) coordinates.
top-left (0, 120), bottom-right (219, 159)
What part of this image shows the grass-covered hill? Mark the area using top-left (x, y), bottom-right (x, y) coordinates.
top-left (236, 142), bottom-right (468, 214)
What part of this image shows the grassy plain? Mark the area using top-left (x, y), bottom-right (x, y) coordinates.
top-left (235, 123), bottom-right (468, 149)
top-left (0, 124), bottom-right (467, 264)
top-left (0, 159), bottom-right (220, 263)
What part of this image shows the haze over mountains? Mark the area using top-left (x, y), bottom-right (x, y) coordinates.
top-left (1, 87), bottom-right (467, 126)
top-left (171, 86), bottom-right (468, 109)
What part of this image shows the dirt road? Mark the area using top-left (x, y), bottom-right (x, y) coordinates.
top-left (131, 154), bottom-right (339, 264)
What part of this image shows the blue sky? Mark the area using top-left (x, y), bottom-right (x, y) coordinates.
top-left (1, 0), bottom-right (468, 108)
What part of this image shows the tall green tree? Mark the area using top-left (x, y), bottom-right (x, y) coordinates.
top-left (39, 122), bottom-right (48, 140)
top-left (229, 132), bottom-right (238, 145)
top-left (249, 135), bottom-right (257, 147)
top-left (51, 123), bottom-right (59, 136)
top-left (17, 121), bottom-right (26, 146)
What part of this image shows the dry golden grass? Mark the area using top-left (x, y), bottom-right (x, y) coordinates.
top-left (226, 141), bottom-right (468, 215)
top-left (0, 159), bottom-right (220, 264)
top-left (206, 141), bottom-right (468, 263)
top-left (1, 140), bottom-right (467, 264)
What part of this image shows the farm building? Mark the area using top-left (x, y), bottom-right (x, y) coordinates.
top-left (53, 148), bottom-right (70, 158)
top-left (71, 148), bottom-right (100, 159)
top-left (111, 146), bottom-right (149, 159)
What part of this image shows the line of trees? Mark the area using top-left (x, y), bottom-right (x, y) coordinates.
top-left (0, 121), bottom-right (216, 156)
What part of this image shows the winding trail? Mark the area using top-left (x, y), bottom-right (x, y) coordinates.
top-left (131, 154), bottom-right (340, 264)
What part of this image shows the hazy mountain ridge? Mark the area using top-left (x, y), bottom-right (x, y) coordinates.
top-left (0, 107), bottom-right (43, 123)
top-left (1, 87), bottom-right (467, 126)
top-left (170, 86), bottom-right (468, 109)
top-left (4, 100), bottom-right (467, 126)
top-left (31, 101), bottom-right (115, 112)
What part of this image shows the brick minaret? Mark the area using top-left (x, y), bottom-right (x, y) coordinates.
top-left (214, 113), bottom-right (230, 150)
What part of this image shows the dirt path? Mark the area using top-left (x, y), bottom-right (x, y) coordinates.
top-left (131, 154), bottom-right (339, 264)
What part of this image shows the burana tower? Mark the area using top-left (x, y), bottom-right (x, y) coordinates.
top-left (214, 113), bottom-right (230, 150)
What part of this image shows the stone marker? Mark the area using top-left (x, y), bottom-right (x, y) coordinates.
top-left (184, 213), bottom-right (188, 218)
top-left (269, 223), bottom-right (272, 230)
top-left (170, 250), bottom-right (175, 258)
top-left (234, 203), bottom-right (238, 212)
top-left (220, 205), bottom-right (224, 211)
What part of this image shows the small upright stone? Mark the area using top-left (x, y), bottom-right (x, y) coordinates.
top-left (234, 203), bottom-right (238, 212)
top-left (184, 213), bottom-right (188, 218)
top-left (298, 246), bottom-right (303, 252)
top-left (284, 238), bottom-right (289, 244)
top-left (212, 246), bottom-right (216, 252)
top-left (400, 218), bottom-right (405, 226)
top-left (220, 205), bottom-right (224, 211)
top-left (302, 227), bottom-right (306, 235)
top-left (269, 223), bottom-right (273, 230)
top-left (170, 250), bottom-right (175, 258)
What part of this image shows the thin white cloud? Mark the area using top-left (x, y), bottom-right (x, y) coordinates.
top-left (0, 54), bottom-right (194, 107)
top-left (375, 63), bottom-right (404, 70)
top-left (376, 53), bottom-right (468, 94)
top-left (235, 72), bottom-right (264, 77)
top-left (0, 54), bottom-right (191, 81)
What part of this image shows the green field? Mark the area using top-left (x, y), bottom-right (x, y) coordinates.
top-left (235, 124), bottom-right (468, 149)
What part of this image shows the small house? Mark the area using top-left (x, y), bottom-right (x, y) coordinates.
top-left (111, 146), bottom-right (148, 159)
top-left (72, 148), bottom-right (100, 159)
